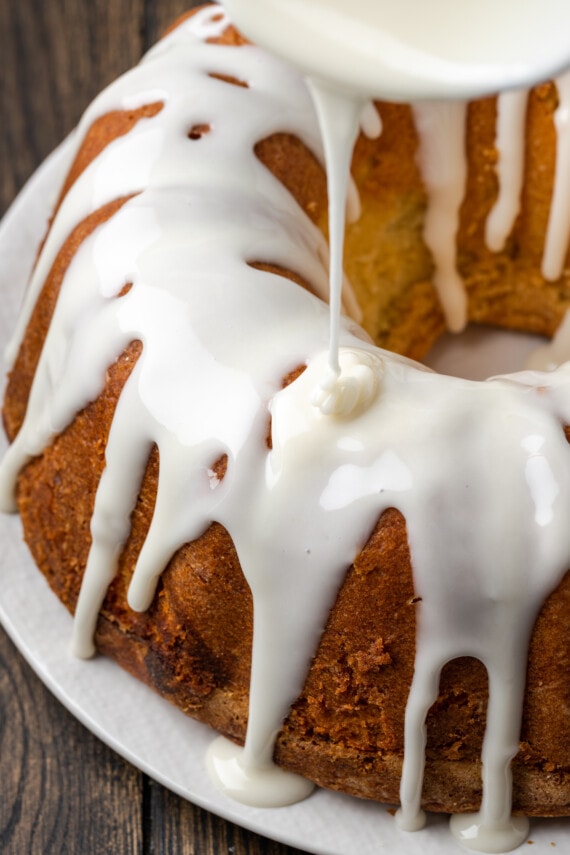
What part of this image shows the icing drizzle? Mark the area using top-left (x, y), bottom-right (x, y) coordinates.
top-left (1, 6), bottom-right (570, 852)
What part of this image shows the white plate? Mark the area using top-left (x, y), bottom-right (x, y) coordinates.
top-left (0, 141), bottom-right (568, 855)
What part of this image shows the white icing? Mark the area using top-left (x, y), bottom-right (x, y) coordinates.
top-left (2, 6), bottom-right (570, 855)
top-left (543, 71), bottom-right (570, 281)
top-left (311, 348), bottom-right (383, 417)
top-left (486, 90), bottom-right (529, 253)
top-left (206, 735), bottom-right (314, 807)
top-left (306, 80), bottom-right (382, 413)
top-left (412, 100), bottom-right (468, 332)
top-left (450, 813), bottom-right (530, 854)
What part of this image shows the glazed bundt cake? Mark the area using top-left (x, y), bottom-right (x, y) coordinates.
top-left (1, 3), bottom-right (570, 851)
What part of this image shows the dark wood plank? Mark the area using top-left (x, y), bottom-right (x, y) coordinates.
top-left (0, 2), bottom-right (313, 853)
top-left (0, 627), bottom-right (143, 855)
top-left (143, 0), bottom-right (198, 48)
top-left (0, 622), bottom-right (310, 855)
top-left (145, 778), bottom-right (310, 855)
top-left (0, 0), bottom-right (147, 215)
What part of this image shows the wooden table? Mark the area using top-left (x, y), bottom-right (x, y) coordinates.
top-left (0, 2), bottom-right (309, 852)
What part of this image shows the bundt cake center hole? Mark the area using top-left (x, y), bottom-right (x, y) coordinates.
top-left (424, 324), bottom-right (547, 381)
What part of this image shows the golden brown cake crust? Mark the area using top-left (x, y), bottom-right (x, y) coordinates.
top-left (3, 7), bottom-right (570, 818)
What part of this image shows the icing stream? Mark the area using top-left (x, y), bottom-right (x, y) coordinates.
top-left (1, 7), bottom-right (570, 854)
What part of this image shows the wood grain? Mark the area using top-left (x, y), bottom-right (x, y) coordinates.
top-left (0, 2), bottom-right (309, 852)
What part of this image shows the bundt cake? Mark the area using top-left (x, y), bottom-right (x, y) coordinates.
top-left (1, 4), bottom-right (570, 851)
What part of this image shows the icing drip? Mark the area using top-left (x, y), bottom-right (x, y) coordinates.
top-left (543, 71), bottom-right (570, 281)
top-left (2, 6), bottom-right (570, 854)
top-left (307, 80), bottom-right (382, 416)
top-left (485, 90), bottom-right (529, 253)
top-left (484, 74), bottom-right (570, 288)
top-left (412, 101), bottom-right (468, 333)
